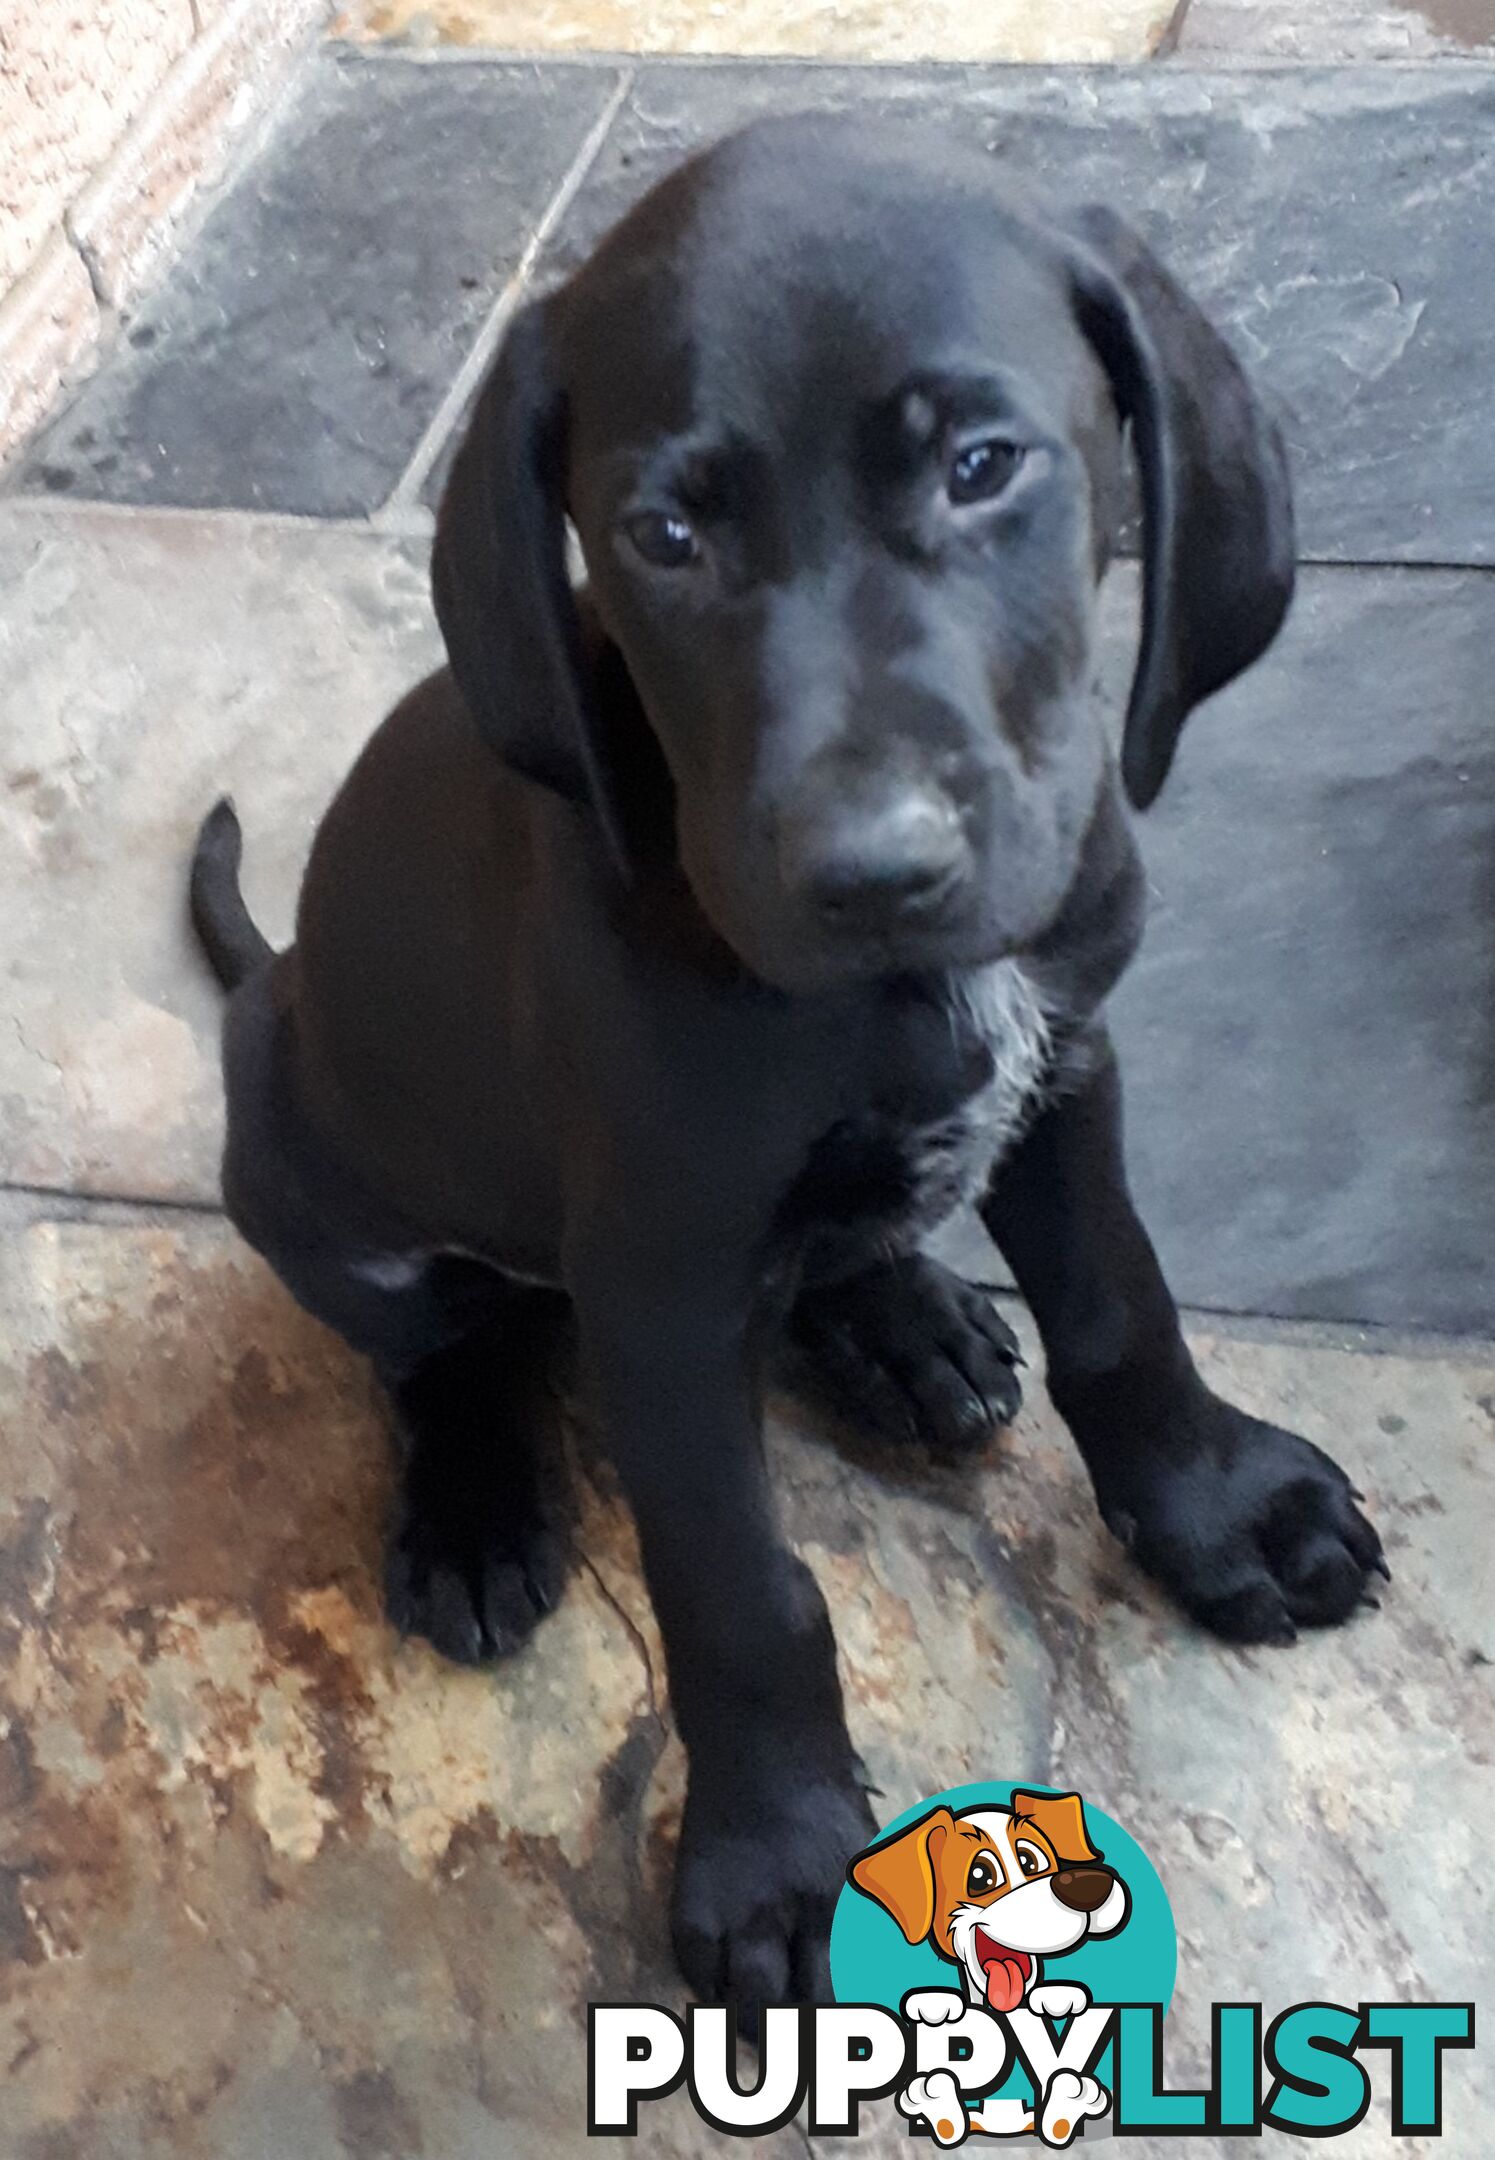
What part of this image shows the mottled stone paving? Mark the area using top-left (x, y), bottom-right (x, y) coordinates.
top-left (326, 0), bottom-right (1494, 60)
top-left (1, 1207), bottom-right (1490, 2154)
top-left (330, 0), bottom-right (1185, 62)
top-left (0, 509), bottom-right (439, 1202)
top-left (1, 34), bottom-right (1493, 2160)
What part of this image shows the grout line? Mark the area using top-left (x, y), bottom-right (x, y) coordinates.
top-left (1162, 1300), bottom-right (1495, 1362)
top-left (4, 487), bottom-right (1492, 577)
top-left (1153, 0), bottom-right (1192, 59)
top-left (1306, 558), bottom-right (1495, 576)
top-left (940, 1285), bottom-right (1495, 1363)
top-left (0, 491), bottom-right (434, 539)
top-left (4, 1172), bottom-right (1494, 1360)
top-left (982, 1290), bottom-right (1495, 1360)
top-left (327, 38), bottom-right (626, 68)
top-left (1155, 553), bottom-right (1495, 577)
top-left (1, 1179), bottom-right (227, 1219)
top-left (60, 204), bottom-right (111, 314)
top-left (324, 41), bottom-right (1495, 75)
top-left (1291, 555), bottom-right (1495, 576)
top-left (380, 64), bottom-right (635, 516)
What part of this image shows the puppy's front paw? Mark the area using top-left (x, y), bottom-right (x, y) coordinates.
top-left (898, 2070), bottom-right (969, 2146)
top-left (1099, 1403), bottom-right (1385, 1646)
top-left (672, 1771), bottom-right (875, 2034)
top-left (790, 1253), bottom-right (1022, 1455)
top-left (385, 1489), bottom-right (567, 1666)
top-left (1039, 2067), bottom-right (1108, 2147)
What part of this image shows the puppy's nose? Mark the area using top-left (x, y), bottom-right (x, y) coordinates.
top-left (784, 793), bottom-right (970, 923)
top-left (1051, 1868), bottom-right (1115, 1914)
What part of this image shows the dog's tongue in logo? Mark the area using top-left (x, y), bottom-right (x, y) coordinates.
top-left (976, 1931), bottom-right (1032, 2013)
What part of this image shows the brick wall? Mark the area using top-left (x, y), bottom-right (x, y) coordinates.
top-left (0, 0), bottom-right (329, 461)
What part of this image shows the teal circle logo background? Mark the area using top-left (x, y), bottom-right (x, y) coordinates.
top-left (829, 1782), bottom-right (1176, 2105)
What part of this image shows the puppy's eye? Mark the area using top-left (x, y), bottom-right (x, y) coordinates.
top-left (967, 1855), bottom-right (1002, 1898)
top-left (946, 438), bottom-right (1024, 507)
top-left (1015, 1841), bottom-right (1049, 1879)
top-left (624, 510), bottom-right (700, 569)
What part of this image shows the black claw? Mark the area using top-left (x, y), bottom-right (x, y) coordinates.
top-left (1373, 1554), bottom-right (1392, 1582)
top-left (1350, 1485), bottom-right (1367, 1503)
top-left (1360, 1593), bottom-right (1381, 1613)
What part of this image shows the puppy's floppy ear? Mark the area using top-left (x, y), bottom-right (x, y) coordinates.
top-left (1064, 206), bottom-right (1295, 810)
top-left (848, 1806), bottom-right (958, 1944)
top-left (1010, 1790), bottom-right (1101, 1867)
top-left (431, 298), bottom-right (628, 868)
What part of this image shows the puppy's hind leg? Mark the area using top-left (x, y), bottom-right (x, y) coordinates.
top-left (234, 1200), bottom-right (573, 1667)
top-left (381, 1276), bottom-right (574, 1668)
top-left (217, 970), bottom-right (573, 1666)
top-left (247, 1234), bottom-right (574, 1668)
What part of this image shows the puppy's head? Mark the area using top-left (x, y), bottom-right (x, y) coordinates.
top-left (434, 115), bottom-right (1293, 991)
top-left (850, 1792), bottom-right (1130, 2009)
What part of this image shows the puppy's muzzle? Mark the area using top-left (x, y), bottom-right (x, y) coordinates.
top-left (778, 788), bottom-right (972, 928)
top-left (1051, 1866), bottom-right (1116, 1914)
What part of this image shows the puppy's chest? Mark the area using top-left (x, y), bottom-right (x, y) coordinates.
top-left (788, 962), bottom-right (1051, 1248)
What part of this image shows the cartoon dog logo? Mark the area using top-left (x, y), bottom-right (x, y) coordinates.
top-left (848, 1791), bottom-right (1131, 2146)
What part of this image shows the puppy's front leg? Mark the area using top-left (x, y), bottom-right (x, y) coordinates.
top-left (981, 1038), bottom-right (1385, 1645)
top-left (568, 1241), bottom-right (873, 2022)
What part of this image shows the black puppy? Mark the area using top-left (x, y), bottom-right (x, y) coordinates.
top-left (191, 116), bottom-right (1383, 2017)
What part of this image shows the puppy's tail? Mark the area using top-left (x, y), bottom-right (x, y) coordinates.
top-left (189, 798), bottom-right (275, 990)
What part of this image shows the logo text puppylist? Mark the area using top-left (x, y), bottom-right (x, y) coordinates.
top-left (589, 1783), bottom-right (1475, 2144)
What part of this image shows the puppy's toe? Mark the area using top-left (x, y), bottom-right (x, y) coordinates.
top-left (1259, 1460), bottom-right (1385, 1627)
top-left (1108, 1409), bottom-right (1385, 1647)
top-left (672, 1773), bottom-right (873, 2036)
top-left (386, 1550), bottom-right (490, 1666)
top-left (718, 1929), bottom-right (791, 2034)
top-left (478, 1553), bottom-right (554, 1655)
top-left (790, 1254), bottom-right (1022, 1456)
top-left (513, 1520), bottom-right (569, 1616)
top-left (385, 1504), bottom-right (568, 1665)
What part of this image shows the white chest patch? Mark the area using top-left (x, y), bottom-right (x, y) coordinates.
top-left (904, 960), bottom-right (1052, 1230)
top-left (949, 962), bottom-right (1052, 1153)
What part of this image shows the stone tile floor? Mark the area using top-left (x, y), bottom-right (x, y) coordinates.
top-left (329, 0), bottom-right (1495, 62)
top-left (334, 0), bottom-right (1187, 64)
top-left (1, 37), bottom-right (1493, 2160)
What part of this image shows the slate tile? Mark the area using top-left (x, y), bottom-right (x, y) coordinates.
top-left (543, 59), bottom-right (1495, 567)
top-left (1179, 0), bottom-right (1495, 60)
top-left (1110, 561), bottom-right (1495, 1335)
top-left (17, 52), bottom-right (1495, 560)
top-left (17, 50), bottom-right (1493, 562)
top-left (3, 497), bottom-right (1490, 1330)
top-left (9, 54), bottom-right (622, 517)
